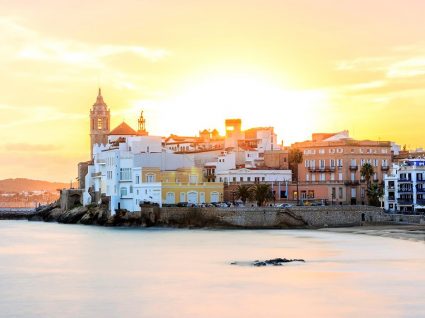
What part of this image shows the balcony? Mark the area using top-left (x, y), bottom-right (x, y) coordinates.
top-left (416, 188), bottom-right (425, 193)
top-left (381, 165), bottom-right (389, 171)
top-left (344, 180), bottom-right (360, 186)
top-left (398, 178), bottom-right (412, 183)
top-left (349, 165), bottom-right (358, 171)
top-left (96, 159), bottom-right (106, 165)
top-left (398, 188), bottom-right (413, 194)
top-left (416, 199), bottom-right (425, 206)
top-left (308, 166), bottom-right (336, 172)
top-left (91, 172), bottom-right (102, 178)
top-left (398, 199), bottom-right (413, 205)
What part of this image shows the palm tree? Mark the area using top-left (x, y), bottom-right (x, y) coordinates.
top-left (360, 163), bottom-right (374, 187)
top-left (235, 184), bottom-right (252, 204)
top-left (367, 182), bottom-right (384, 207)
top-left (251, 183), bottom-right (273, 207)
top-left (289, 148), bottom-right (303, 204)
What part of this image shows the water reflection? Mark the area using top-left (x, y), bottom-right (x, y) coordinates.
top-left (0, 221), bottom-right (424, 318)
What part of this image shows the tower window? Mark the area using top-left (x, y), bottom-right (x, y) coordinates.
top-left (97, 118), bottom-right (103, 130)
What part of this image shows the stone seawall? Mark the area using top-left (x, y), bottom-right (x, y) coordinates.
top-left (144, 206), bottom-right (401, 228)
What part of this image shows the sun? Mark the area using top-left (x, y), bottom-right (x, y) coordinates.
top-left (130, 72), bottom-right (329, 144)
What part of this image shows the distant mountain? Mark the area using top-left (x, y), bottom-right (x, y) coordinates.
top-left (0, 178), bottom-right (69, 193)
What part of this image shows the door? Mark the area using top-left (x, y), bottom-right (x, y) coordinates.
top-left (166, 192), bottom-right (175, 204)
top-left (210, 192), bottom-right (219, 203)
top-left (187, 191), bottom-right (198, 204)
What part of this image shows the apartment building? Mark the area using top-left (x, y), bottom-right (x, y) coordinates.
top-left (290, 131), bottom-right (392, 204)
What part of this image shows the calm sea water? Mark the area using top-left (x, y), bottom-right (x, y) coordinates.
top-left (0, 221), bottom-right (424, 318)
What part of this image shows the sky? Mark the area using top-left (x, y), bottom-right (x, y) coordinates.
top-left (1, 0), bottom-right (425, 182)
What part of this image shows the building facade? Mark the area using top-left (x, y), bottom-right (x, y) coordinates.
top-left (384, 159), bottom-right (425, 214)
top-left (291, 131), bottom-right (392, 205)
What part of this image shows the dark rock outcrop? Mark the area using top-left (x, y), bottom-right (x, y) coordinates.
top-left (57, 206), bottom-right (88, 224)
top-left (253, 258), bottom-right (305, 266)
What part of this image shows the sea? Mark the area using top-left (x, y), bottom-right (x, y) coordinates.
top-left (0, 221), bottom-right (424, 318)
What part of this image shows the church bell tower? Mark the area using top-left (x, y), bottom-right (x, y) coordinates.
top-left (90, 88), bottom-right (110, 158)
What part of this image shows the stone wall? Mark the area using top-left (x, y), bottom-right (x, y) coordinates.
top-left (143, 205), bottom-right (399, 228)
top-left (60, 189), bottom-right (83, 211)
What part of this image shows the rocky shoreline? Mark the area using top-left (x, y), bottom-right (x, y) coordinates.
top-left (1, 203), bottom-right (425, 240)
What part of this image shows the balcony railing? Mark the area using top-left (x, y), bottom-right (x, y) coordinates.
top-left (91, 172), bottom-right (102, 178)
top-left (398, 199), bottom-right (413, 205)
top-left (416, 199), bottom-right (425, 206)
top-left (308, 166), bottom-right (336, 172)
top-left (344, 180), bottom-right (360, 186)
top-left (398, 188), bottom-right (413, 194)
top-left (399, 178), bottom-right (412, 183)
top-left (381, 165), bottom-right (389, 171)
top-left (349, 165), bottom-right (358, 171)
top-left (96, 159), bottom-right (106, 165)
top-left (416, 188), bottom-right (425, 193)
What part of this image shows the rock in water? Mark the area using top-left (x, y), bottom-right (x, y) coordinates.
top-left (252, 258), bottom-right (305, 267)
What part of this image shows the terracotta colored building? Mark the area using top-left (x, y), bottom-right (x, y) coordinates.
top-left (289, 131), bottom-right (392, 205)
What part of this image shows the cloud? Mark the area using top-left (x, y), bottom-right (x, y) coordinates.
top-left (4, 143), bottom-right (62, 152)
top-left (334, 45), bottom-right (425, 97)
top-left (0, 17), bottom-right (168, 67)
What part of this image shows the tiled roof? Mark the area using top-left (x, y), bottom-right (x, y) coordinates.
top-left (109, 122), bottom-right (137, 136)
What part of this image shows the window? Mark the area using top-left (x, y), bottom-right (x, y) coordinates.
top-left (233, 177), bottom-right (236, 182)
top-left (319, 149), bottom-right (325, 154)
top-left (146, 174), bottom-right (155, 183)
top-left (338, 173), bottom-right (343, 181)
top-left (339, 187), bottom-right (343, 199)
top-left (351, 172), bottom-right (355, 181)
top-left (373, 159), bottom-right (378, 167)
top-left (319, 160), bottom-right (325, 168)
top-left (130, 186), bottom-right (133, 194)
top-left (330, 173), bottom-right (335, 181)
top-left (312, 174), bottom-right (316, 182)
top-left (247, 177), bottom-right (251, 182)
top-left (97, 118), bottom-right (103, 130)
top-left (120, 168), bottom-right (131, 181)
top-left (361, 188), bottom-right (365, 198)
top-left (320, 173), bottom-right (325, 181)
top-left (240, 177), bottom-right (243, 182)
top-left (189, 175), bottom-right (198, 184)
top-left (262, 177), bottom-right (265, 181)
top-left (330, 159), bottom-right (335, 167)
top-left (306, 174), bottom-right (310, 181)
top-left (120, 187), bottom-right (127, 197)
top-left (135, 175), bottom-right (140, 184)
top-left (337, 159), bottom-right (343, 167)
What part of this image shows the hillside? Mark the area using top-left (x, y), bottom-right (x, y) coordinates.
top-left (0, 178), bottom-right (69, 193)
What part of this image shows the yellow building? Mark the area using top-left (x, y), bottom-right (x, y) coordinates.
top-left (140, 167), bottom-right (223, 204)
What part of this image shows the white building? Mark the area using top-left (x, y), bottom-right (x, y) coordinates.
top-left (84, 122), bottom-right (194, 213)
top-left (216, 168), bottom-right (292, 185)
top-left (384, 159), bottom-right (425, 213)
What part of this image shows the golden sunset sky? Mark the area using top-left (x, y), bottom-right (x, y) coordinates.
top-left (1, 0), bottom-right (425, 182)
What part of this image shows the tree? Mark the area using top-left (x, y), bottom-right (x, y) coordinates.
top-left (251, 183), bottom-right (273, 207)
top-left (360, 163), bottom-right (374, 187)
top-left (235, 184), bottom-right (252, 204)
top-left (289, 148), bottom-right (303, 203)
top-left (367, 182), bottom-right (384, 207)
